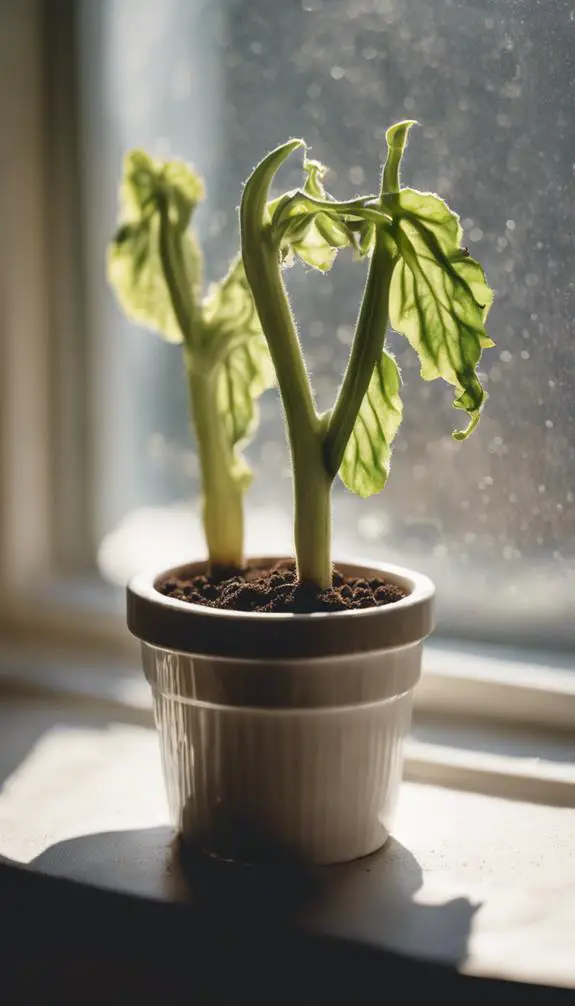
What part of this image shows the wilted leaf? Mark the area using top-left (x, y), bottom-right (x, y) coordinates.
top-left (389, 188), bottom-right (494, 439)
top-left (216, 336), bottom-right (275, 448)
top-left (107, 150), bottom-right (204, 343)
top-left (339, 349), bottom-right (403, 497)
top-left (205, 256), bottom-right (276, 473)
top-left (270, 159), bottom-right (357, 272)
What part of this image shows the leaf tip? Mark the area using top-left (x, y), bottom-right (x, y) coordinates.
top-left (452, 411), bottom-right (481, 441)
top-left (385, 119), bottom-right (418, 149)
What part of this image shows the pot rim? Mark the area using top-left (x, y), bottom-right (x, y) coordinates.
top-left (128, 555), bottom-right (435, 660)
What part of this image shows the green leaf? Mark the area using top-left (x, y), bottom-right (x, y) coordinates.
top-left (269, 159), bottom-right (358, 272)
top-left (383, 120), bottom-right (417, 193)
top-left (302, 158), bottom-right (328, 200)
top-left (389, 188), bottom-right (494, 439)
top-left (107, 150), bottom-right (204, 344)
top-left (203, 256), bottom-right (259, 345)
top-left (338, 349), bottom-right (403, 497)
top-left (216, 335), bottom-right (275, 450)
top-left (204, 256), bottom-right (276, 480)
top-left (119, 149), bottom-right (205, 227)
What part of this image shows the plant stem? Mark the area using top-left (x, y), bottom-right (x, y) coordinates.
top-left (324, 124), bottom-right (412, 476)
top-left (158, 197), bottom-right (244, 569)
top-left (244, 228), bottom-right (333, 586)
top-left (279, 193), bottom-right (390, 227)
top-left (157, 200), bottom-right (197, 344)
top-left (324, 229), bottom-right (396, 478)
top-left (294, 432), bottom-right (333, 587)
top-left (187, 362), bottom-right (244, 569)
top-left (241, 142), bottom-right (333, 587)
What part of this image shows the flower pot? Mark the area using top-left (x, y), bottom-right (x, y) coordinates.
top-left (127, 557), bottom-right (434, 865)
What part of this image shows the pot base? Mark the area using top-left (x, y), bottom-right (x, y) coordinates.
top-left (178, 828), bottom-right (391, 868)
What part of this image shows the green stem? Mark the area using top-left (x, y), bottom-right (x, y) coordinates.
top-left (188, 362), bottom-right (244, 569)
top-left (294, 427), bottom-right (333, 586)
top-left (244, 228), bottom-right (333, 586)
top-left (158, 198), bottom-right (244, 568)
top-left (277, 192), bottom-right (390, 228)
top-left (324, 123), bottom-right (413, 475)
top-left (324, 230), bottom-right (396, 478)
top-left (157, 199), bottom-right (196, 344)
top-left (241, 141), bottom-right (333, 587)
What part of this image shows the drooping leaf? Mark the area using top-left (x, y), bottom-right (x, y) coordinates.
top-left (269, 159), bottom-right (357, 271)
top-left (107, 150), bottom-right (204, 344)
top-left (216, 336), bottom-right (275, 449)
top-left (389, 187), bottom-right (494, 439)
top-left (338, 349), bottom-right (403, 497)
top-left (203, 255), bottom-right (261, 347)
top-left (204, 256), bottom-right (276, 477)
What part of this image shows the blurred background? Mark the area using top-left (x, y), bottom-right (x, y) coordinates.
top-left (2, 0), bottom-right (574, 647)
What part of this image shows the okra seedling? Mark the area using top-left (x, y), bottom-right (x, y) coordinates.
top-left (108, 151), bottom-right (275, 571)
top-left (241, 121), bottom-right (494, 588)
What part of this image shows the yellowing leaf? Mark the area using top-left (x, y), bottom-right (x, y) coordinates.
top-left (272, 159), bottom-right (357, 272)
top-left (205, 257), bottom-right (276, 478)
top-left (389, 188), bottom-right (494, 439)
top-left (339, 350), bottom-right (403, 497)
top-left (216, 336), bottom-right (275, 448)
top-left (107, 150), bottom-right (204, 344)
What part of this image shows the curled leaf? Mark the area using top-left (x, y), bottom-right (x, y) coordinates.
top-left (383, 120), bottom-right (417, 193)
top-left (338, 349), bottom-right (403, 497)
top-left (204, 256), bottom-right (276, 480)
top-left (108, 150), bottom-right (204, 343)
top-left (216, 336), bottom-right (275, 455)
top-left (120, 150), bottom-right (205, 225)
top-left (268, 158), bottom-right (359, 271)
top-left (203, 255), bottom-right (263, 349)
top-left (389, 188), bottom-right (494, 439)
top-left (302, 158), bottom-right (328, 200)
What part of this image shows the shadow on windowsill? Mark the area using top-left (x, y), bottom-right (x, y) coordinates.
top-left (30, 825), bottom-right (479, 970)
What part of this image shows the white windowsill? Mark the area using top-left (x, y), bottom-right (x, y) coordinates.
top-left (0, 691), bottom-right (573, 990)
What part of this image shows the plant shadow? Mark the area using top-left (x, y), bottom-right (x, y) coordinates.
top-left (31, 824), bottom-right (479, 969)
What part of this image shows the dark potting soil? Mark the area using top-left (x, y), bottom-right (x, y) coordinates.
top-left (158, 560), bottom-right (407, 614)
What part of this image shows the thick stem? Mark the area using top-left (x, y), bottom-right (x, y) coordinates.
top-left (244, 228), bottom-right (333, 586)
top-left (241, 142), bottom-right (333, 586)
top-left (158, 199), bottom-right (244, 568)
top-left (188, 363), bottom-right (244, 569)
top-left (294, 436), bottom-right (333, 587)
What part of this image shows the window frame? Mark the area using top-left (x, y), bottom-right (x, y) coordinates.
top-left (0, 0), bottom-right (127, 654)
top-left (0, 0), bottom-right (572, 735)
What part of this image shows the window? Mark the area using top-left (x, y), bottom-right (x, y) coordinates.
top-left (1, 0), bottom-right (574, 656)
top-left (79, 0), bottom-right (574, 649)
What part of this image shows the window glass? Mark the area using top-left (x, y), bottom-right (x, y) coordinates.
top-left (81, 0), bottom-right (575, 642)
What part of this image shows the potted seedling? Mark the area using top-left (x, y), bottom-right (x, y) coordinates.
top-left (108, 150), bottom-right (275, 573)
top-left (120, 123), bottom-right (493, 865)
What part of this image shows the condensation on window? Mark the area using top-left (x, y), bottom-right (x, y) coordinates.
top-left (86, 0), bottom-right (575, 642)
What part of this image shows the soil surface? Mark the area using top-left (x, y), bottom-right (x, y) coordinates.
top-left (159, 560), bottom-right (407, 614)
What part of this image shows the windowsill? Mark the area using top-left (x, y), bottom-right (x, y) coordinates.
top-left (0, 687), bottom-right (573, 990)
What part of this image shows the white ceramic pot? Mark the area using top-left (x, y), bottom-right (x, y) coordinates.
top-left (127, 557), bottom-right (434, 865)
